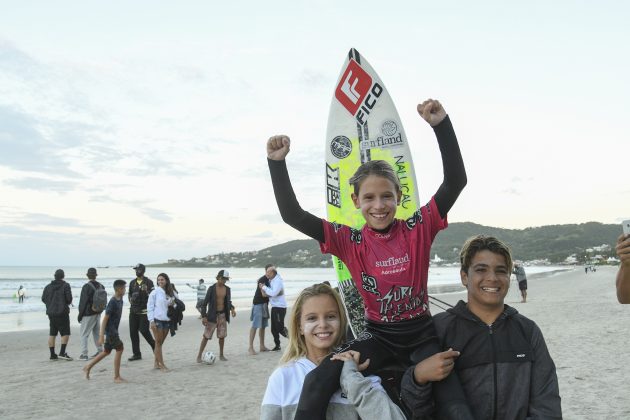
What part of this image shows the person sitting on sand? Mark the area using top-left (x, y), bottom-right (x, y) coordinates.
top-left (401, 235), bottom-right (562, 419)
top-left (148, 273), bottom-right (177, 371)
top-left (261, 283), bottom-right (452, 419)
top-left (616, 233), bottom-right (630, 303)
top-left (83, 279), bottom-right (127, 383)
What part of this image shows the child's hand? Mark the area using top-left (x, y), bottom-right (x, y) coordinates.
top-left (413, 348), bottom-right (460, 384)
top-left (417, 99), bottom-right (447, 127)
top-left (267, 135), bottom-right (291, 160)
top-left (331, 350), bottom-right (370, 372)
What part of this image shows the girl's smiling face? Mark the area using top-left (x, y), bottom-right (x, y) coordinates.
top-left (300, 294), bottom-right (341, 362)
top-left (157, 275), bottom-right (167, 289)
top-left (351, 175), bottom-right (401, 230)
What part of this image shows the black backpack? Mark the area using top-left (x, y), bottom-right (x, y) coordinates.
top-left (88, 282), bottom-right (108, 313)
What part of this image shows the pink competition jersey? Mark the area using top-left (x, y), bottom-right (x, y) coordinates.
top-left (321, 197), bottom-right (447, 323)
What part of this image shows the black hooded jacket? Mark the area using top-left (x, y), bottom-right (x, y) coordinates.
top-left (41, 279), bottom-right (73, 316)
top-left (402, 301), bottom-right (562, 420)
top-left (78, 280), bottom-right (103, 322)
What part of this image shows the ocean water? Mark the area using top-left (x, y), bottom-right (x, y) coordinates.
top-left (0, 265), bottom-right (568, 316)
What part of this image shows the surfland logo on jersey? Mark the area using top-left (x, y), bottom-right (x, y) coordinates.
top-left (335, 59), bottom-right (383, 125)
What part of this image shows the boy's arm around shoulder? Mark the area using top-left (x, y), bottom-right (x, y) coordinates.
top-left (526, 320), bottom-right (562, 419)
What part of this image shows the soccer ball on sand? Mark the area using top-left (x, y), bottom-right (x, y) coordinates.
top-left (202, 351), bottom-right (217, 365)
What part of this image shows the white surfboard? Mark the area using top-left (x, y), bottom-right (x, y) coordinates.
top-left (325, 48), bottom-right (421, 337)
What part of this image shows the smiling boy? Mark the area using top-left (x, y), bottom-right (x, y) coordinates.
top-left (402, 235), bottom-right (562, 419)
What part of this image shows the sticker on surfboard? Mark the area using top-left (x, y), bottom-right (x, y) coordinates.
top-left (325, 48), bottom-right (421, 337)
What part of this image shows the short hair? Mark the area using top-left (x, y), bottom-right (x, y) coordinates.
top-left (264, 264), bottom-right (274, 270)
top-left (113, 279), bottom-right (126, 289)
top-left (460, 235), bottom-right (513, 273)
top-left (348, 160), bottom-right (401, 196)
top-left (281, 283), bottom-right (348, 364)
top-left (54, 269), bottom-right (65, 280)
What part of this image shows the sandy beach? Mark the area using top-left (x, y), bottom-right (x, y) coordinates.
top-left (0, 266), bottom-right (628, 419)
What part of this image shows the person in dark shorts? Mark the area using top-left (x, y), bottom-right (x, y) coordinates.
top-left (41, 269), bottom-right (73, 361)
top-left (513, 263), bottom-right (528, 303)
top-left (128, 263), bottom-right (156, 361)
top-left (83, 279), bottom-right (127, 383)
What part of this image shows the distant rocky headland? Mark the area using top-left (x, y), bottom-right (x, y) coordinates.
top-left (149, 222), bottom-right (622, 268)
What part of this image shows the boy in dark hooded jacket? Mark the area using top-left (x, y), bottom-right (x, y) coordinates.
top-left (42, 269), bottom-right (73, 360)
top-left (401, 236), bottom-right (561, 419)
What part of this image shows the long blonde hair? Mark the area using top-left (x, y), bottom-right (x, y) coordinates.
top-left (280, 283), bottom-right (348, 364)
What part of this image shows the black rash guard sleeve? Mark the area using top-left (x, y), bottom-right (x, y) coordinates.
top-left (432, 115), bottom-right (467, 219)
top-left (267, 158), bottom-right (325, 242)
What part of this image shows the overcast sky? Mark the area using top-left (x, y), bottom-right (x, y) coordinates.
top-left (1, 1), bottom-right (628, 265)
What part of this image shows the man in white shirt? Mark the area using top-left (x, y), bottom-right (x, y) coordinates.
top-left (260, 266), bottom-right (288, 351)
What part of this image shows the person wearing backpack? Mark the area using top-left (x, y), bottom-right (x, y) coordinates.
top-left (78, 267), bottom-right (106, 361)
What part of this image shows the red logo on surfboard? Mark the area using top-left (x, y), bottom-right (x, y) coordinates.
top-left (335, 60), bottom-right (373, 116)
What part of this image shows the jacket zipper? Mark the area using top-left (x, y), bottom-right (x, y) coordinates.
top-left (489, 323), bottom-right (498, 420)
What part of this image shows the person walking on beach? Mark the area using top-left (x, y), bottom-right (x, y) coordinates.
top-left (41, 269), bottom-right (73, 360)
top-left (148, 273), bottom-right (177, 371)
top-left (401, 235), bottom-right (562, 419)
top-left (197, 269), bottom-right (236, 362)
top-left (616, 233), bottom-right (630, 303)
top-left (260, 266), bottom-right (288, 352)
top-left (17, 285), bottom-right (26, 303)
top-left (83, 279), bottom-right (127, 383)
top-left (513, 262), bottom-right (528, 303)
top-left (128, 263), bottom-right (155, 361)
top-left (187, 278), bottom-right (206, 318)
top-left (249, 264), bottom-right (272, 355)
top-left (77, 267), bottom-right (105, 360)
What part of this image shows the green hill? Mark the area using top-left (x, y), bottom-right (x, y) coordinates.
top-left (155, 222), bottom-right (621, 268)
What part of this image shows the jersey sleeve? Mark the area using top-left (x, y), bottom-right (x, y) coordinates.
top-left (414, 195), bottom-right (448, 242)
top-left (319, 220), bottom-right (355, 262)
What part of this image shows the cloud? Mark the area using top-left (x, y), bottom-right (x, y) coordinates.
top-left (298, 69), bottom-right (332, 89)
top-left (257, 213), bottom-right (282, 224)
top-left (0, 106), bottom-right (77, 176)
top-left (249, 230), bottom-right (274, 238)
top-left (88, 195), bottom-right (173, 223)
top-left (3, 177), bottom-right (79, 193)
top-left (140, 207), bottom-right (173, 222)
top-left (501, 188), bottom-right (521, 196)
